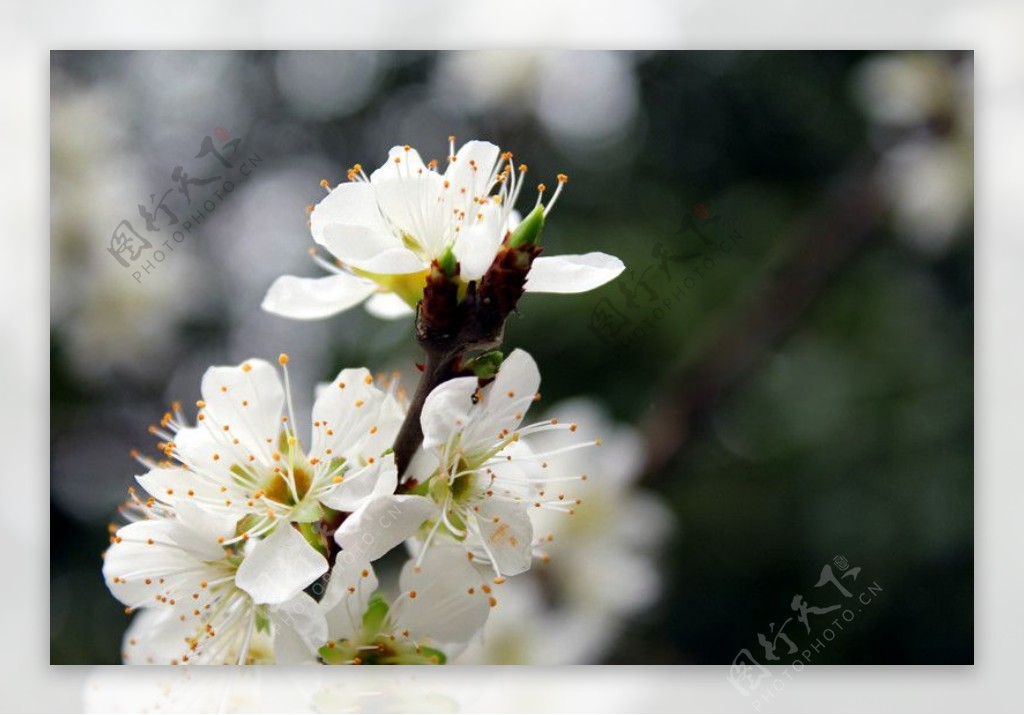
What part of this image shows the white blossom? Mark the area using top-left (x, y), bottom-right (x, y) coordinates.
top-left (334, 349), bottom-right (598, 580)
top-left (137, 356), bottom-right (403, 555)
top-left (104, 502), bottom-right (327, 665)
top-left (262, 138), bottom-right (624, 321)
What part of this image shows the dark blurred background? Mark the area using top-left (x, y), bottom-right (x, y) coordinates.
top-left (50, 51), bottom-right (972, 664)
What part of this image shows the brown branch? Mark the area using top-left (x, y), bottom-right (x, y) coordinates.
top-left (392, 349), bottom-right (458, 477)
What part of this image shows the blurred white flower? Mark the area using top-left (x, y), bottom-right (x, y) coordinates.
top-left (433, 51), bottom-right (545, 116)
top-left (533, 52), bottom-right (640, 155)
top-left (460, 397), bottom-right (673, 664)
top-left (529, 398), bottom-right (672, 618)
top-left (880, 139), bottom-right (973, 255)
top-left (137, 356), bottom-right (403, 548)
top-left (275, 51), bottom-right (387, 120)
top-left (51, 82), bottom-right (210, 382)
top-left (853, 54), bottom-right (957, 127)
top-left (852, 52), bottom-right (973, 255)
top-left (433, 52), bottom-right (641, 164)
top-left (262, 138), bottom-right (624, 320)
top-left (456, 575), bottom-right (607, 665)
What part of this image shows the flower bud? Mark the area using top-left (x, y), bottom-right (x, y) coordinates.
top-left (437, 245), bottom-right (458, 277)
top-left (507, 205), bottom-right (545, 248)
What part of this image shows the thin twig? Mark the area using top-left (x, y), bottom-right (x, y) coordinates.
top-left (392, 350), bottom-right (457, 477)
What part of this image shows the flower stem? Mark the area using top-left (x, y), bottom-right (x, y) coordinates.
top-left (392, 243), bottom-right (542, 480)
top-left (393, 349), bottom-right (457, 478)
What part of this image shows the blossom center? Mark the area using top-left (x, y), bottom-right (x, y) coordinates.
top-left (262, 466), bottom-right (313, 505)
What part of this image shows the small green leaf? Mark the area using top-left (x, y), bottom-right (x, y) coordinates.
top-left (463, 350), bottom-right (504, 380)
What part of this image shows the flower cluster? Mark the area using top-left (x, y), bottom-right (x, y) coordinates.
top-left (102, 138), bottom-right (624, 665)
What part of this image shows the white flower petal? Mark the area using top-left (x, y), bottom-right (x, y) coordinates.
top-left (322, 554), bottom-right (378, 643)
top-left (403, 446), bottom-right (439, 485)
top-left (473, 499), bottom-right (534, 576)
top-left (445, 140), bottom-right (501, 202)
top-left (168, 425), bottom-right (239, 485)
top-left (343, 246), bottom-right (426, 275)
top-left (394, 546), bottom-right (490, 645)
top-left (333, 494), bottom-right (437, 562)
top-left (419, 376), bottom-right (479, 450)
top-left (172, 500), bottom-right (238, 543)
top-left (453, 202), bottom-right (505, 281)
top-left (372, 172), bottom-right (447, 257)
top-left (524, 252), bottom-right (625, 293)
top-left (369, 145), bottom-right (429, 184)
top-left (311, 368), bottom-right (403, 461)
top-left (311, 182), bottom-right (421, 273)
top-left (319, 453), bottom-right (398, 513)
top-left (136, 466), bottom-right (224, 510)
top-left (236, 524), bottom-right (327, 605)
top-left (464, 348), bottom-right (539, 450)
top-left (271, 592), bottom-right (328, 664)
top-left (200, 359), bottom-right (284, 457)
top-left (310, 181), bottom-right (390, 246)
top-left (261, 274), bottom-right (377, 320)
top-left (420, 350), bottom-right (540, 457)
top-left (482, 441), bottom-right (543, 500)
top-left (103, 517), bottom-right (223, 609)
top-left (121, 608), bottom-right (196, 665)
top-left (364, 292), bottom-right (415, 320)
